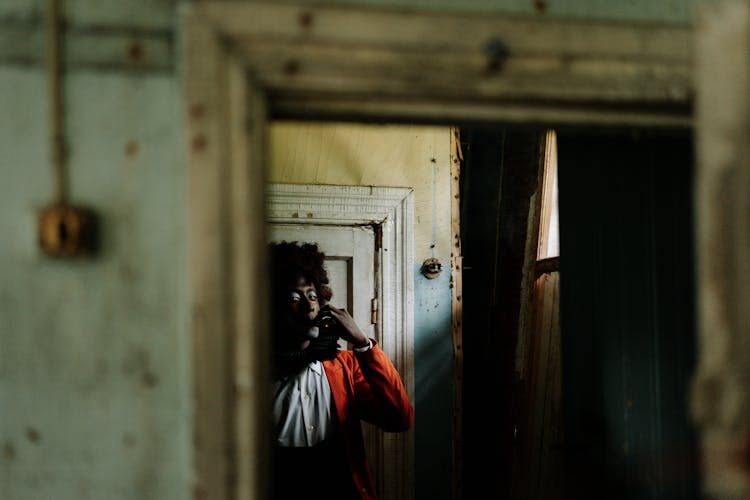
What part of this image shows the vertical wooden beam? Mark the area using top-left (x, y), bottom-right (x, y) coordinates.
top-left (514, 132), bottom-right (548, 386)
top-left (182, 6), bottom-right (234, 499)
top-left (227, 60), bottom-right (270, 500)
top-left (693, 2), bottom-right (750, 498)
top-left (512, 130), bottom-right (555, 500)
top-left (183, 6), bottom-right (270, 500)
top-left (450, 127), bottom-right (464, 500)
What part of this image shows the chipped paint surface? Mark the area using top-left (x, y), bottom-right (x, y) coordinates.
top-left (269, 122), bottom-right (452, 257)
top-left (0, 66), bottom-right (189, 499)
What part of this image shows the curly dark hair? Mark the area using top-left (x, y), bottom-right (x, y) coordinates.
top-left (268, 241), bottom-right (333, 303)
top-left (269, 241), bottom-right (335, 364)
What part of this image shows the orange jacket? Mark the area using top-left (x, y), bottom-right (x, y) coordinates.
top-left (322, 339), bottom-right (414, 499)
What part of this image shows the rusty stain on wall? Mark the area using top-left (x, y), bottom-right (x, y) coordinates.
top-left (189, 103), bottom-right (205, 120)
top-left (125, 140), bottom-right (138, 158)
top-left (25, 428), bottom-right (40, 444)
top-left (298, 11), bottom-right (314, 28)
top-left (533, 0), bottom-right (548, 14)
top-left (3, 442), bottom-right (15, 460)
top-left (191, 134), bottom-right (206, 152)
top-left (126, 41), bottom-right (144, 64)
top-left (284, 60), bottom-right (301, 76)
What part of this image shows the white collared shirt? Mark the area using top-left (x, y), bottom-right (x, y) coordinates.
top-left (272, 360), bottom-right (334, 447)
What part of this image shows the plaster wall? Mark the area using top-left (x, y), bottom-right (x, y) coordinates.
top-left (0, 67), bottom-right (188, 499)
top-left (269, 122), bottom-right (452, 255)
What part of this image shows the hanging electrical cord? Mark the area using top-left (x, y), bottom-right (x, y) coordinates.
top-left (38, 0), bottom-right (99, 258)
top-left (47, 0), bottom-right (67, 204)
top-left (47, 0), bottom-right (66, 204)
top-left (421, 157), bottom-right (442, 279)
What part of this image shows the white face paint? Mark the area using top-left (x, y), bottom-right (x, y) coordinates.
top-left (286, 278), bottom-right (321, 344)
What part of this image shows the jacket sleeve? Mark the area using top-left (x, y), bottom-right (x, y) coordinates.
top-left (348, 339), bottom-right (414, 432)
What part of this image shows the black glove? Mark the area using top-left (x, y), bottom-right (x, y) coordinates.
top-left (274, 333), bottom-right (339, 376)
top-left (303, 331), bottom-right (340, 362)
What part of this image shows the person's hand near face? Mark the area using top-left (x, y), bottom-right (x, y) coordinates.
top-left (324, 306), bottom-right (370, 348)
top-left (284, 274), bottom-right (370, 352)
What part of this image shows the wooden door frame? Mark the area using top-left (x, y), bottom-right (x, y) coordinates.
top-left (181, 2), bottom-right (695, 499)
top-left (692, 2), bottom-right (750, 498)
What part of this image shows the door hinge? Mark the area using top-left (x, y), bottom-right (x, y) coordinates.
top-left (371, 298), bottom-right (378, 325)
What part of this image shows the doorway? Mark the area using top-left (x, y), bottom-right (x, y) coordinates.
top-left (266, 182), bottom-right (416, 499)
top-left (180, 3), bottom-right (705, 499)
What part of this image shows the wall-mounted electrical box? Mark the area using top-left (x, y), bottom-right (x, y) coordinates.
top-left (38, 203), bottom-right (99, 257)
top-left (421, 258), bottom-right (442, 279)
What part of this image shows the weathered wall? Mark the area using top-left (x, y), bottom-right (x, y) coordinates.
top-left (0, 1), bottom-right (188, 500)
top-left (0, 65), bottom-right (189, 500)
top-left (269, 122), bottom-right (452, 253)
